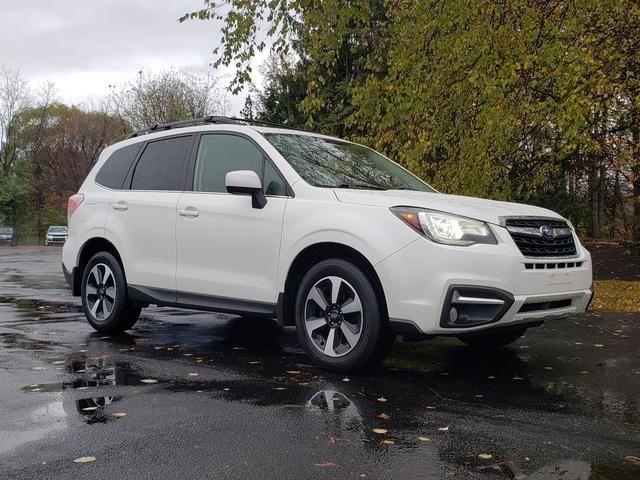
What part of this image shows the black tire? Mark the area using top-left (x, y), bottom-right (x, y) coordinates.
top-left (294, 259), bottom-right (393, 373)
top-left (459, 328), bottom-right (526, 349)
top-left (81, 251), bottom-right (141, 333)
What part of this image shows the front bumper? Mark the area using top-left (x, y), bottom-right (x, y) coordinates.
top-left (375, 226), bottom-right (593, 335)
top-left (46, 236), bottom-right (67, 244)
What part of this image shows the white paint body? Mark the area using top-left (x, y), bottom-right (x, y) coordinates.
top-left (63, 124), bottom-right (593, 335)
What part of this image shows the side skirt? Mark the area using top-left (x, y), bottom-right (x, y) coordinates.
top-left (128, 285), bottom-right (277, 318)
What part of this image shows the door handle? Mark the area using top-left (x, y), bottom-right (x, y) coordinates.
top-left (178, 207), bottom-right (199, 218)
top-left (112, 202), bottom-right (128, 211)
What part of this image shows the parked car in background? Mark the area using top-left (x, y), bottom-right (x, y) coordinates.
top-left (0, 226), bottom-right (17, 246)
top-left (62, 116), bottom-right (593, 372)
top-left (46, 226), bottom-right (68, 246)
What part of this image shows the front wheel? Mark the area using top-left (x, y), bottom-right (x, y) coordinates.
top-left (294, 259), bottom-right (394, 373)
top-left (458, 328), bottom-right (526, 349)
top-left (81, 252), bottom-right (141, 333)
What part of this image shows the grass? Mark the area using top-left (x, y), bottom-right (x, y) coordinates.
top-left (592, 280), bottom-right (640, 312)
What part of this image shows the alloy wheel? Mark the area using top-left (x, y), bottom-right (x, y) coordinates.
top-left (85, 263), bottom-right (116, 321)
top-left (304, 276), bottom-right (363, 357)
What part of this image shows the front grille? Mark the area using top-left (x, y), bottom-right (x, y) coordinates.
top-left (504, 217), bottom-right (577, 257)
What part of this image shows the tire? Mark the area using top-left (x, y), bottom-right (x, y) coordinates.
top-left (80, 251), bottom-right (141, 333)
top-left (459, 328), bottom-right (526, 349)
top-left (294, 259), bottom-right (394, 373)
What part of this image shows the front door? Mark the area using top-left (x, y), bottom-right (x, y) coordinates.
top-left (176, 133), bottom-right (288, 308)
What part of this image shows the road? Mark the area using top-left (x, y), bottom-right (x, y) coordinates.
top-left (0, 247), bottom-right (638, 479)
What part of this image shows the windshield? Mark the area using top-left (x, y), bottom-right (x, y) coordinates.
top-left (48, 226), bottom-right (67, 233)
top-left (264, 133), bottom-right (435, 192)
top-left (0, 227), bottom-right (12, 234)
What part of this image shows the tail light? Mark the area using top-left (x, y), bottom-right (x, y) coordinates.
top-left (67, 194), bottom-right (84, 221)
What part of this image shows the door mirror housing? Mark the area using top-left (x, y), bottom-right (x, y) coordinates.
top-left (225, 170), bottom-right (267, 209)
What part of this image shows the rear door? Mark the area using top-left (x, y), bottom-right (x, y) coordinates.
top-left (175, 133), bottom-right (289, 308)
top-left (105, 135), bottom-right (194, 295)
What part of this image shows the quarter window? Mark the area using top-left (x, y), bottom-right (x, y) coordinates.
top-left (130, 136), bottom-right (193, 191)
top-left (95, 143), bottom-right (142, 189)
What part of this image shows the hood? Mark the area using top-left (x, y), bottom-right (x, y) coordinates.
top-left (333, 190), bottom-right (562, 225)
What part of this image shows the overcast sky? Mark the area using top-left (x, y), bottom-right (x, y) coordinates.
top-left (0, 0), bottom-right (267, 115)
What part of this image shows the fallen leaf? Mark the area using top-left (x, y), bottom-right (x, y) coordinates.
top-left (314, 461), bottom-right (336, 468)
top-left (475, 394), bottom-right (484, 399)
top-left (113, 412), bottom-right (127, 417)
top-left (574, 342), bottom-right (583, 345)
top-left (425, 405), bottom-right (436, 410)
top-left (579, 370), bottom-right (589, 374)
top-left (377, 396), bottom-right (387, 403)
top-left (249, 361), bottom-right (261, 365)
top-left (187, 373), bottom-right (199, 377)
top-left (51, 360), bottom-right (65, 365)
top-left (377, 413), bottom-right (391, 421)
top-left (419, 436), bottom-right (431, 442)
top-left (624, 456), bottom-right (640, 464)
top-left (140, 379), bottom-right (158, 384)
top-left (73, 456), bottom-right (96, 463)
top-left (32, 367), bottom-right (46, 371)
top-left (594, 344), bottom-right (604, 348)
top-left (372, 428), bottom-right (388, 434)
top-left (183, 353), bottom-right (193, 357)
top-left (78, 349), bottom-right (88, 353)
top-left (153, 346), bottom-right (163, 350)
top-left (273, 387), bottom-right (287, 391)
top-left (381, 439), bottom-right (395, 445)
top-left (478, 453), bottom-right (493, 460)
top-left (286, 370), bottom-right (301, 375)
top-left (81, 407), bottom-right (98, 412)
top-left (232, 346), bottom-right (246, 350)
top-left (438, 426), bottom-right (449, 432)
top-left (487, 375), bottom-right (496, 380)
top-left (544, 366), bottom-right (553, 371)
top-left (512, 375), bottom-right (524, 381)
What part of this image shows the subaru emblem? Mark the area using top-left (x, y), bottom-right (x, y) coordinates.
top-left (540, 225), bottom-right (555, 239)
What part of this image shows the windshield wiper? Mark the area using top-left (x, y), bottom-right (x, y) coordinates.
top-left (337, 183), bottom-right (387, 190)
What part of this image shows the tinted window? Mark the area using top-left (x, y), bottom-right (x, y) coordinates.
top-left (263, 161), bottom-right (286, 196)
top-left (264, 133), bottom-right (435, 192)
top-left (194, 135), bottom-right (264, 193)
top-left (95, 143), bottom-right (142, 189)
top-left (131, 136), bottom-right (193, 191)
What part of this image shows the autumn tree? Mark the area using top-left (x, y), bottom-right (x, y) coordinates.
top-left (108, 69), bottom-right (228, 130)
top-left (184, 0), bottom-right (640, 239)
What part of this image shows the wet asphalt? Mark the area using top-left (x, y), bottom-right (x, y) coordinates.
top-left (0, 247), bottom-right (638, 480)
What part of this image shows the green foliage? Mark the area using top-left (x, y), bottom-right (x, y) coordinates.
top-left (186, 0), bottom-right (640, 238)
top-left (0, 163), bottom-right (30, 226)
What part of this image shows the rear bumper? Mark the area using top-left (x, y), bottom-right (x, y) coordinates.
top-left (376, 226), bottom-right (593, 336)
top-left (62, 262), bottom-right (80, 296)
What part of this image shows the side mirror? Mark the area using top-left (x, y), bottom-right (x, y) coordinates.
top-left (225, 170), bottom-right (267, 209)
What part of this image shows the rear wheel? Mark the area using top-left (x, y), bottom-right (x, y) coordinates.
top-left (294, 259), bottom-right (394, 373)
top-left (459, 328), bottom-right (526, 349)
top-left (81, 252), bottom-right (141, 333)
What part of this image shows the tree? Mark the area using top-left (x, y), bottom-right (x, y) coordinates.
top-left (0, 66), bottom-right (31, 175)
top-left (108, 69), bottom-right (227, 130)
top-left (185, 0), bottom-right (640, 239)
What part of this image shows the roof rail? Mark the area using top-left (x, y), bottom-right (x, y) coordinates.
top-left (126, 116), bottom-right (298, 139)
top-left (126, 116), bottom-right (240, 139)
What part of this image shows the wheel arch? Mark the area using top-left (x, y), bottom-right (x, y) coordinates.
top-left (279, 242), bottom-right (388, 327)
top-left (73, 237), bottom-right (124, 296)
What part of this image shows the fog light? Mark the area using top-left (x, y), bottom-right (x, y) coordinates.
top-left (449, 306), bottom-right (458, 323)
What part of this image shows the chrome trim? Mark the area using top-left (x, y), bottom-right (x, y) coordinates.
top-left (452, 291), bottom-right (505, 305)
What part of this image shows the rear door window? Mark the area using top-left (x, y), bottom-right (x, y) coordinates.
top-left (95, 143), bottom-right (142, 189)
top-left (130, 136), bottom-right (193, 191)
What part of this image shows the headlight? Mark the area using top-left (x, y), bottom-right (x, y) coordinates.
top-left (391, 207), bottom-right (498, 246)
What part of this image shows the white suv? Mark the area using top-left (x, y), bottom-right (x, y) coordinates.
top-left (62, 117), bottom-right (593, 372)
